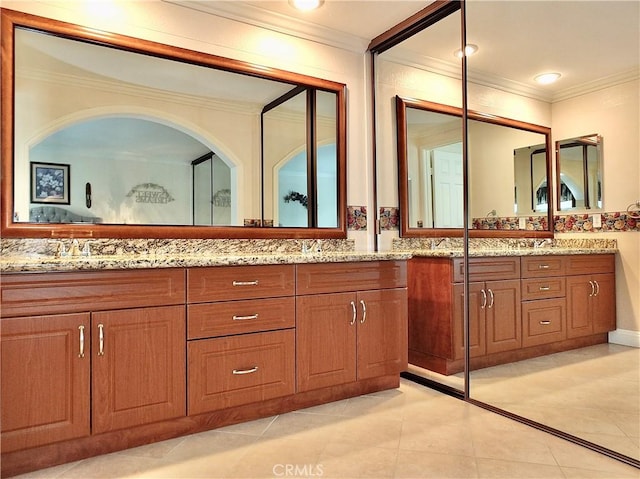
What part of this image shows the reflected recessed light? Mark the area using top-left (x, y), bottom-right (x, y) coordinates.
top-left (534, 72), bottom-right (561, 85)
top-left (289, 0), bottom-right (324, 11)
top-left (454, 44), bottom-right (478, 59)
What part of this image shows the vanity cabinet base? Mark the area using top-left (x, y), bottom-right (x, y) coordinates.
top-left (0, 375), bottom-right (399, 478)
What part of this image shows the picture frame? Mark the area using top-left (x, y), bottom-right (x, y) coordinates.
top-left (30, 162), bottom-right (70, 204)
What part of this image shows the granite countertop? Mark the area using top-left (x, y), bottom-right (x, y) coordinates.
top-left (406, 246), bottom-right (617, 258)
top-left (0, 251), bottom-right (413, 273)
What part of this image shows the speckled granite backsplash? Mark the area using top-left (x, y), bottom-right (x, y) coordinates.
top-left (392, 237), bottom-right (617, 251)
top-left (1, 238), bottom-right (355, 258)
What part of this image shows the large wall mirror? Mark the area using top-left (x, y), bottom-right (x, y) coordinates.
top-left (371, 0), bottom-right (639, 466)
top-left (0, 8), bottom-right (346, 239)
top-left (397, 96), bottom-right (551, 237)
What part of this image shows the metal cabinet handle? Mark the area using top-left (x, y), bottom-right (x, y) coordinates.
top-left (538, 264), bottom-right (550, 269)
top-left (232, 366), bottom-right (259, 375)
top-left (539, 286), bottom-right (551, 291)
top-left (360, 300), bottom-right (367, 324)
top-left (350, 301), bottom-right (357, 325)
top-left (98, 323), bottom-right (105, 356)
top-left (232, 314), bottom-right (259, 321)
top-left (488, 289), bottom-right (495, 308)
top-left (589, 280), bottom-right (595, 297)
top-left (481, 289), bottom-right (487, 309)
top-left (78, 325), bottom-right (85, 358)
top-left (232, 280), bottom-right (259, 286)
top-left (539, 320), bottom-right (551, 325)
top-left (594, 280), bottom-right (600, 296)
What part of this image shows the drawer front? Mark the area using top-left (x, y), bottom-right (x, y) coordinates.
top-left (0, 269), bottom-right (186, 318)
top-left (187, 297), bottom-right (295, 339)
top-left (566, 254), bottom-right (615, 275)
top-left (521, 277), bottom-right (566, 300)
top-left (187, 330), bottom-right (295, 415)
top-left (521, 256), bottom-right (566, 278)
top-left (452, 257), bottom-right (520, 283)
top-left (187, 265), bottom-right (295, 303)
top-left (522, 298), bottom-right (566, 347)
top-left (296, 260), bottom-right (407, 295)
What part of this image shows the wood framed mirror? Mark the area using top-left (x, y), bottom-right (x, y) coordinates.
top-left (0, 8), bottom-right (347, 239)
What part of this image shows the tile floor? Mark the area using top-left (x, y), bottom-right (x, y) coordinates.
top-left (14, 377), bottom-right (640, 479)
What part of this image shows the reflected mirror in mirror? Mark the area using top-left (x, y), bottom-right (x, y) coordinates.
top-left (397, 97), bottom-right (551, 237)
top-left (2, 9), bottom-right (346, 238)
top-left (556, 134), bottom-right (603, 211)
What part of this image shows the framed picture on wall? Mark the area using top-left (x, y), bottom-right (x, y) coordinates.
top-left (30, 162), bottom-right (70, 204)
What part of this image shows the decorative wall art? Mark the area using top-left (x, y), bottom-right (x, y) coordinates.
top-left (30, 162), bottom-right (70, 204)
top-left (126, 183), bottom-right (175, 204)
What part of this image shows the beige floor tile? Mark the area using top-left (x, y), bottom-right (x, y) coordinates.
top-left (330, 414), bottom-right (403, 449)
top-left (471, 427), bottom-right (557, 465)
top-left (394, 450), bottom-right (478, 479)
top-left (52, 452), bottom-right (160, 479)
top-left (215, 415), bottom-right (277, 436)
top-left (318, 442), bottom-right (398, 478)
top-left (546, 436), bottom-right (640, 475)
top-left (399, 420), bottom-right (475, 456)
top-left (476, 457), bottom-right (565, 478)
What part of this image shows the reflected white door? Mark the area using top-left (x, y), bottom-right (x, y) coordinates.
top-left (432, 148), bottom-right (463, 228)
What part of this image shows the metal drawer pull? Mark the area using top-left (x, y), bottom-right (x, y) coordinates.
top-left (233, 366), bottom-right (259, 375)
top-left (539, 320), bottom-right (551, 325)
top-left (538, 264), bottom-right (550, 269)
top-left (480, 289), bottom-right (487, 309)
top-left (233, 314), bottom-right (259, 321)
top-left (98, 323), bottom-right (105, 356)
top-left (360, 300), bottom-right (367, 324)
top-left (594, 280), bottom-right (600, 296)
top-left (232, 280), bottom-right (259, 286)
top-left (538, 286), bottom-right (551, 291)
top-left (350, 301), bottom-right (357, 325)
top-left (488, 289), bottom-right (495, 308)
top-left (589, 280), bottom-right (595, 297)
top-left (78, 325), bottom-right (85, 358)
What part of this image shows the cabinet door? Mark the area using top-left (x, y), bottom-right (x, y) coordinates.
top-left (357, 288), bottom-right (408, 380)
top-left (485, 279), bottom-right (522, 354)
top-left (592, 273), bottom-right (616, 334)
top-left (566, 275), bottom-right (594, 338)
top-left (453, 282), bottom-right (486, 360)
top-left (92, 306), bottom-right (186, 434)
top-left (296, 292), bottom-right (356, 392)
top-left (1, 313), bottom-right (90, 452)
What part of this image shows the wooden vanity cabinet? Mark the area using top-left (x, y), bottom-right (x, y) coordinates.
top-left (0, 269), bottom-right (186, 452)
top-left (296, 261), bottom-right (408, 392)
top-left (186, 265), bottom-right (296, 415)
top-left (409, 253), bottom-right (616, 376)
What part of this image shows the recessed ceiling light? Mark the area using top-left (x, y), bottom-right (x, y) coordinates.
top-left (454, 44), bottom-right (478, 59)
top-left (534, 72), bottom-right (561, 85)
top-left (289, 0), bottom-right (324, 11)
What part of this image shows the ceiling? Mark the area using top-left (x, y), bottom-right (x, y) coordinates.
top-left (173, 0), bottom-right (640, 102)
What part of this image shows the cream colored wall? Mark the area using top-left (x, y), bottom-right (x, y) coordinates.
top-left (3, 0), bottom-right (371, 247)
top-left (553, 80), bottom-right (640, 338)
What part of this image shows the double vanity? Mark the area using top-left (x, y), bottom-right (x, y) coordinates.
top-left (0, 238), bottom-right (617, 476)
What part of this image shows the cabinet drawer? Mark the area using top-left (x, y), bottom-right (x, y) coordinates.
top-left (452, 257), bottom-right (520, 283)
top-left (296, 261), bottom-right (407, 295)
top-left (566, 254), bottom-right (615, 275)
top-left (187, 265), bottom-right (295, 303)
top-left (521, 256), bottom-right (566, 278)
top-left (521, 277), bottom-right (566, 300)
top-left (522, 298), bottom-right (566, 347)
top-left (187, 297), bottom-right (295, 339)
top-left (187, 330), bottom-right (295, 415)
top-left (0, 269), bottom-right (186, 318)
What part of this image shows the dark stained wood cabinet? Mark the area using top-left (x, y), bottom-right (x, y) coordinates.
top-left (0, 260), bottom-right (408, 477)
top-left (1, 313), bottom-right (90, 453)
top-left (409, 254), bottom-right (616, 375)
top-left (296, 261), bottom-right (408, 392)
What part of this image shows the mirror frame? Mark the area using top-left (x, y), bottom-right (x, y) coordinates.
top-left (0, 8), bottom-right (347, 239)
top-left (396, 96), bottom-right (554, 238)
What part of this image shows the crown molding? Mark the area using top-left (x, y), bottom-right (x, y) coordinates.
top-left (164, 0), bottom-right (370, 53)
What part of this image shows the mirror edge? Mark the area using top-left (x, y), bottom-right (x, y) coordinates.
top-left (396, 95), bottom-right (554, 239)
top-left (0, 7), bottom-right (347, 240)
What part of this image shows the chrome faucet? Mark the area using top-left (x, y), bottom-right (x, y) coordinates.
top-left (533, 239), bottom-right (552, 248)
